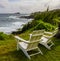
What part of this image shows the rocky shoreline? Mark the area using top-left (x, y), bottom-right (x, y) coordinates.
top-left (20, 15), bottom-right (33, 19)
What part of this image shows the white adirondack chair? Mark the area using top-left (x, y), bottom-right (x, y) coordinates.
top-left (40, 28), bottom-right (58, 50)
top-left (14, 33), bottom-right (43, 59)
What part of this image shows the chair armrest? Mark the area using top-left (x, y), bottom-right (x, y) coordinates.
top-left (43, 35), bottom-right (53, 39)
top-left (14, 36), bottom-right (29, 43)
top-left (29, 40), bottom-right (40, 43)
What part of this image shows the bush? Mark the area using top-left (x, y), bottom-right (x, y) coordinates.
top-left (34, 20), bottom-right (55, 31)
top-left (0, 32), bottom-right (9, 40)
top-left (21, 19), bottom-right (55, 32)
top-left (22, 20), bottom-right (38, 32)
top-left (31, 10), bottom-right (59, 26)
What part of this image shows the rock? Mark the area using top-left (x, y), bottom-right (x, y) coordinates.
top-left (20, 16), bottom-right (33, 19)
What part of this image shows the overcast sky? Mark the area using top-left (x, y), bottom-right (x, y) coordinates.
top-left (0, 0), bottom-right (60, 13)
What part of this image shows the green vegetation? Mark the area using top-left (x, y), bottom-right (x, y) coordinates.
top-left (21, 9), bottom-right (60, 33)
top-left (0, 32), bottom-right (60, 61)
top-left (0, 32), bottom-right (9, 40)
top-left (0, 9), bottom-right (60, 61)
top-left (33, 20), bottom-right (55, 31)
top-left (22, 19), bottom-right (56, 32)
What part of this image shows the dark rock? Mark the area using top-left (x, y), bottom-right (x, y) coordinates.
top-left (14, 12), bottom-right (20, 15)
top-left (12, 31), bottom-right (22, 35)
top-left (20, 16), bottom-right (33, 19)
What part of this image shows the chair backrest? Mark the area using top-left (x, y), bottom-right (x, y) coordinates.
top-left (44, 28), bottom-right (58, 37)
top-left (53, 28), bottom-right (58, 36)
top-left (31, 29), bottom-right (45, 35)
top-left (29, 29), bottom-right (44, 41)
top-left (27, 32), bottom-right (43, 51)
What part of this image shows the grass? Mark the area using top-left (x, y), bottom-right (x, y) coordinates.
top-left (0, 32), bottom-right (60, 61)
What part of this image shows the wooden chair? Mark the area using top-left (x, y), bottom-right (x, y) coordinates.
top-left (14, 33), bottom-right (43, 59)
top-left (40, 28), bottom-right (58, 50)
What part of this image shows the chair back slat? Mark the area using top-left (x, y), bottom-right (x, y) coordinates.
top-left (44, 28), bottom-right (58, 37)
top-left (32, 30), bottom-right (44, 35)
top-left (53, 28), bottom-right (58, 36)
top-left (27, 42), bottom-right (39, 51)
top-left (30, 34), bottom-right (43, 41)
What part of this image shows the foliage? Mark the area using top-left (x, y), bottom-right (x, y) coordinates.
top-left (21, 9), bottom-right (60, 33)
top-left (30, 9), bottom-right (60, 25)
top-left (21, 20), bottom-right (38, 32)
top-left (34, 20), bottom-right (55, 31)
top-left (21, 19), bottom-right (56, 32)
top-left (0, 32), bottom-right (10, 40)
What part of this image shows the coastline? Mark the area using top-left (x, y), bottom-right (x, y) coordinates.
top-left (11, 19), bottom-right (33, 35)
top-left (0, 19), bottom-right (33, 35)
top-left (0, 13), bottom-right (33, 35)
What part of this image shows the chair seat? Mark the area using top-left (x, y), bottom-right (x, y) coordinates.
top-left (19, 42), bottom-right (28, 49)
top-left (41, 37), bottom-right (48, 43)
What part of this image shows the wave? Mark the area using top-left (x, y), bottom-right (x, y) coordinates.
top-left (8, 16), bottom-right (20, 19)
top-left (0, 27), bottom-right (17, 34)
top-left (0, 16), bottom-right (32, 34)
top-left (12, 22), bottom-right (25, 28)
top-left (0, 22), bottom-right (25, 34)
top-left (12, 22), bottom-right (25, 25)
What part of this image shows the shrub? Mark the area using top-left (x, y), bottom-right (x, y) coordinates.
top-left (31, 10), bottom-right (59, 26)
top-left (21, 19), bottom-right (55, 32)
top-left (22, 20), bottom-right (38, 32)
top-left (34, 20), bottom-right (55, 31)
top-left (0, 32), bottom-right (9, 40)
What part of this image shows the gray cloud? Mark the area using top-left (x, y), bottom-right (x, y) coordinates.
top-left (8, 0), bottom-right (20, 2)
top-left (0, 4), bottom-right (5, 8)
top-left (0, 0), bottom-right (60, 13)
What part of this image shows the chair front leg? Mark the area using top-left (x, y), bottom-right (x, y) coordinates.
top-left (38, 48), bottom-right (43, 55)
top-left (40, 42), bottom-right (51, 50)
top-left (19, 46), bottom-right (31, 59)
top-left (43, 44), bottom-right (51, 50)
top-left (17, 43), bottom-right (20, 51)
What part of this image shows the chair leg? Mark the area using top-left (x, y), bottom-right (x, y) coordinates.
top-left (28, 47), bottom-right (43, 57)
top-left (17, 44), bottom-right (20, 51)
top-left (40, 42), bottom-right (51, 50)
top-left (38, 48), bottom-right (43, 55)
top-left (23, 50), bottom-right (31, 59)
top-left (19, 46), bottom-right (31, 59)
top-left (49, 41), bottom-right (54, 48)
top-left (43, 44), bottom-right (51, 50)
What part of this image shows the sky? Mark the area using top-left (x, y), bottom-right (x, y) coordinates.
top-left (0, 0), bottom-right (60, 13)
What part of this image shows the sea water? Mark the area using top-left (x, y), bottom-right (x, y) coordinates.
top-left (0, 14), bottom-right (32, 34)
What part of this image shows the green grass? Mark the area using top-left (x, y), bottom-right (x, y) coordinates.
top-left (0, 32), bottom-right (60, 61)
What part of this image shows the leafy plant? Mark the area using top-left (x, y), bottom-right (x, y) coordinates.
top-left (34, 20), bottom-right (55, 31)
top-left (0, 32), bottom-right (9, 40)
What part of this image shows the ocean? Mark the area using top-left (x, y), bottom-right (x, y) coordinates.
top-left (0, 14), bottom-right (32, 34)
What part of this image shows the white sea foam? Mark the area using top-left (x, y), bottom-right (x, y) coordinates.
top-left (12, 22), bottom-right (25, 28)
top-left (8, 16), bottom-right (20, 19)
top-left (0, 27), bottom-right (17, 34)
top-left (0, 14), bottom-right (32, 34)
top-left (12, 22), bottom-right (25, 25)
top-left (0, 22), bottom-right (25, 34)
